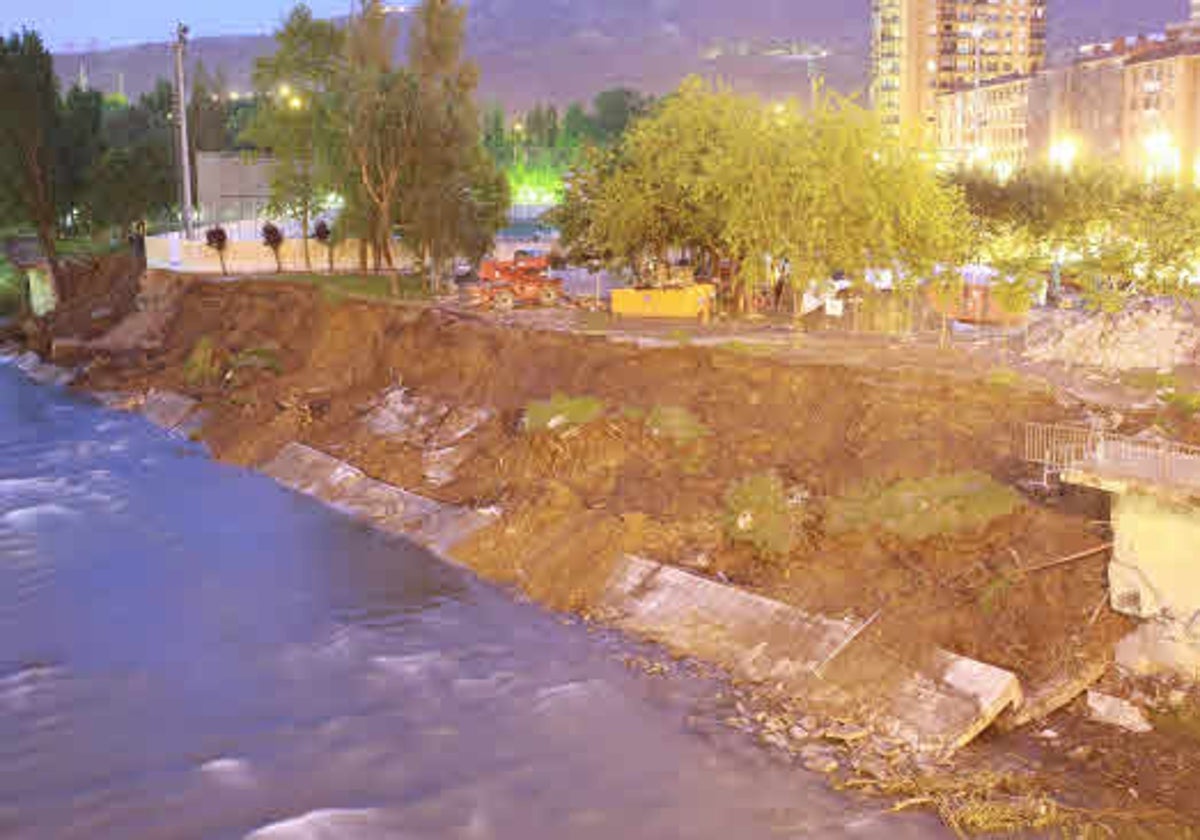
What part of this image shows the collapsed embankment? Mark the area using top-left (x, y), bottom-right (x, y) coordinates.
top-left (76, 278), bottom-right (1129, 697)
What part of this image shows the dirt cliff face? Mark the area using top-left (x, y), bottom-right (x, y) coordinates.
top-left (76, 279), bottom-right (1127, 690)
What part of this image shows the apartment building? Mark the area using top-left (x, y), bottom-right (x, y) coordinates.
top-left (870, 0), bottom-right (1047, 138)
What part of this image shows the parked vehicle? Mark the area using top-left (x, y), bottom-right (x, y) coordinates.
top-left (471, 250), bottom-right (565, 310)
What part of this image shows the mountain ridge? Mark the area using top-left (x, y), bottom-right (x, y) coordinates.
top-left (54, 0), bottom-right (1186, 109)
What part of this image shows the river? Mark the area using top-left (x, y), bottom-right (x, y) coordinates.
top-left (0, 361), bottom-right (945, 839)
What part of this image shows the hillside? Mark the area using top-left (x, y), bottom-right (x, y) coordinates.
top-left (54, 0), bottom-right (1186, 108)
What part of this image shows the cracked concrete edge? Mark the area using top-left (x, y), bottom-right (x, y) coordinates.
top-left (606, 555), bottom-right (1025, 755)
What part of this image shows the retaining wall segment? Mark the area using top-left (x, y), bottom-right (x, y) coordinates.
top-left (604, 555), bottom-right (1024, 755)
top-left (262, 442), bottom-right (488, 556)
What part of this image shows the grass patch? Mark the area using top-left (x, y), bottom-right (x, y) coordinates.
top-left (984, 367), bottom-right (1021, 389)
top-left (1164, 390), bottom-right (1200, 416)
top-left (825, 472), bottom-right (1022, 540)
top-left (230, 346), bottom-right (282, 375)
top-left (721, 340), bottom-right (776, 357)
top-left (279, 272), bottom-right (429, 302)
top-left (183, 336), bottom-right (222, 387)
top-left (723, 472), bottom-right (792, 559)
top-left (667, 328), bottom-right (693, 345)
top-left (524, 393), bottom-right (605, 432)
top-left (1121, 369), bottom-right (1179, 393)
top-left (646, 405), bottom-right (708, 443)
top-left (0, 254), bottom-right (27, 317)
top-left (56, 238), bottom-right (129, 258)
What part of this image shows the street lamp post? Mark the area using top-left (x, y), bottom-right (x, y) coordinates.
top-left (172, 23), bottom-right (195, 240)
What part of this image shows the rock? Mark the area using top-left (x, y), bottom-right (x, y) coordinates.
top-left (823, 722), bottom-right (871, 744)
top-left (1036, 728), bottom-right (1059, 741)
top-left (1087, 691), bottom-right (1153, 734)
top-left (1067, 745), bottom-right (1095, 763)
top-left (1167, 689), bottom-right (1188, 709)
top-left (761, 731), bottom-right (790, 751)
top-left (788, 724), bottom-right (811, 741)
top-left (800, 745), bottom-right (840, 774)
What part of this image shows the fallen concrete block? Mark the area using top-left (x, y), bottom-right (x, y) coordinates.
top-left (140, 389), bottom-right (200, 432)
top-left (602, 555), bottom-right (1023, 755)
top-left (998, 657), bottom-right (1110, 730)
top-left (1087, 690), bottom-right (1152, 733)
top-left (885, 650), bottom-right (1024, 753)
top-left (1115, 620), bottom-right (1200, 682)
top-left (262, 442), bottom-right (487, 556)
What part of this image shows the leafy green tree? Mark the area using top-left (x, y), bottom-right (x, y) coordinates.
top-left (246, 5), bottom-right (344, 270)
top-left (591, 87), bottom-right (650, 144)
top-left (402, 0), bottom-right (500, 290)
top-left (56, 85), bottom-right (104, 234)
top-left (0, 29), bottom-right (61, 296)
top-left (87, 144), bottom-right (175, 235)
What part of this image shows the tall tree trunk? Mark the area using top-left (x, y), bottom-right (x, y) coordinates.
top-left (302, 205), bottom-right (312, 271)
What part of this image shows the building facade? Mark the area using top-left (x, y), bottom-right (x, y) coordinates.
top-left (936, 74), bottom-right (1031, 177)
top-left (1121, 42), bottom-right (1200, 182)
top-left (871, 0), bottom-right (1047, 138)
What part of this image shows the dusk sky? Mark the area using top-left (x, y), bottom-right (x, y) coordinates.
top-left (2, 0), bottom-right (1188, 53)
top-left (4, 0), bottom-right (357, 50)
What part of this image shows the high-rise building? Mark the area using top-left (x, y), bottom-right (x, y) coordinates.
top-left (870, 0), bottom-right (1047, 138)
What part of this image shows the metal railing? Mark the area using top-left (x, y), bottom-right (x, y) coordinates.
top-left (1021, 422), bottom-right (1200, 488)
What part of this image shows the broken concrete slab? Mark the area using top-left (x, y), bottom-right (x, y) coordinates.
top-left (602, 555), bottom-right (1023, 755)
top-left (1116, 620), bottom-right (1200, 682)
top-left (884, 650), bottom-right (1024, 754)
top-left (140, 389), bottom-right (201, 434)
top-left (998, 657), bottom-right (1110, 730)
top-left (262, 442), bottom-right (489, 556)
top-left (1087, 690), bottom-right (1152, 733)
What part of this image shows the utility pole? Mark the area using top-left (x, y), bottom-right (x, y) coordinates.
top-left (172, 23), bottom-right (195, 240)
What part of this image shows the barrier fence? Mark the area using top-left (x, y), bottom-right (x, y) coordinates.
top-left (1021, 422), bottom-right (1200, 488)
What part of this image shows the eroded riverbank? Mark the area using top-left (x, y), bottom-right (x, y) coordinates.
top-left (23, 271), bottom-right (1200, 834)
top-left (0, 360), bottom-right (946, 839)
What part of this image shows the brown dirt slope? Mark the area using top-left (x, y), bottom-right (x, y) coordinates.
top-left (79, 280), bottom-right (1127, 687)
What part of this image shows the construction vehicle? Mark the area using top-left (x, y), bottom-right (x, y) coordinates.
top-left (470, 250), bottom-right (564, 310)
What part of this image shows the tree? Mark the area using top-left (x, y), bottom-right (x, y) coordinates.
top-left (0, 29), bottom-right (61, 298)
top-left (314, 219), bottom-right (334, 271)
top-left (246, 4), bottom-right (344, 271)
top-left (206, 225), bottom-right (229, 274)
top-left (87, 144), bottom-right (175, 235)
top-left (591, 87), bottom-right (650, 144)
top-left (558, 77), bottom-right (969, 317)
top-left (402, 0), bottom-right (495, 291)
top-left (56, 85), bottom-right (104, 234)
top-left (262, 222), bottom-right (284, 272)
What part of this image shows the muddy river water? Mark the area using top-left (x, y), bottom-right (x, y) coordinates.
top-left (0, 361), bottom-right (945, 839)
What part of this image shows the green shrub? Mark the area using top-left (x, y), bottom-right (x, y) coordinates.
top-left (230, 346), bottom-right (282, 374)
top-left (524, 393), bottom-right (605, 432)
top-left (183, 336), bottom-right (222, 386)
top-left (0, 255), bottom-right (27, 317)
top-left (825, 472), bottom-right (1022, 540)
top-left (1165, 390), bottom-right (1200, 416)
top-left (723, 472), bottom-right (792, 559)
top-left (646, 405), bottom-right (708, 443)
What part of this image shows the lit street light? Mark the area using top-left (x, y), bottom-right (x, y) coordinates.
top-left (1049, 137), bottom-right (1079, 173)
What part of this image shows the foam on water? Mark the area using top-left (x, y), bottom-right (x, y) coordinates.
top-left (3, 503), bottom-right (78, 532)
top-left (246, 808), bottom-right (385, 839)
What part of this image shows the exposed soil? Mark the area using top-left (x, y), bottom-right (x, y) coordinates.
top-left (77, 279), bottom-right (1130, 689)
top-left (59, 276), bottom-right (1200, 832)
